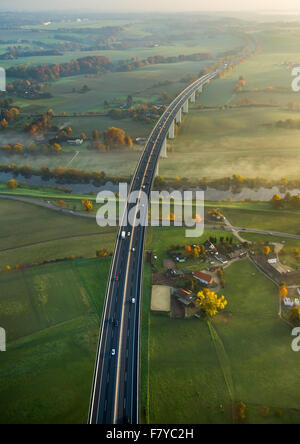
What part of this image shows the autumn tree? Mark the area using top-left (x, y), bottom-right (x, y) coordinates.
top-left (271, 194), bottom-right (284, 209)
top-left (279, 283), bottom-right (288, 299)
top-left (263, 246), bottom-right (271, 256)
top-left (193, 247), bottom-right (199, 259)
top-left (233, 402), bottom-right (247, 422)
top-left (169, 212), bottom-right (175, 222)
top-left (12, 143), bottom-right (24, 154)
top-left (289, 306), bottom-right (300, 324)
top-left (1, 119), bottom-right (8, 129)
top-left (1, 145), bottom-right (11, 154)
top-left (82, 199), bottom-right (93, 212)
top-left (232, 174), bottom-right (244, 183)
top-left (208, 208), bottom-right (223, 219)
top-left (217, 268), bottom-right (224, 278)
top-left (92, 141), bottom-right (107, 152)
top-left (193, 214), bottom-right (203, 224)
top-left (125, 135), bottom-right (133, 149)
top-left (259, 406), bottom-right (270, 417)
top-left (92, 129), bottom-right (99, 140)
top-left (290, 195), bottom-right (300, 210)
top-left (103, 127), bottom-right (126, 150)
top-left (96, 249), bottom-right (109, 258)
top-left (50, 143), bottom-right (62, 154)
top-left (195, 288), bottom-right (228, 317)
top-left (6, 179), bottom-right (18, 189)
top-left (185, 245), bottom-right (192, 255)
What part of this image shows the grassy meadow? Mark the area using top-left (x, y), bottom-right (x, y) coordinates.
top-left (0, 257), bottom-right (111, 424)
top-left (211, 201), bottom-right (300, 235)
top-left (0, 198), bottom-right (116, 268)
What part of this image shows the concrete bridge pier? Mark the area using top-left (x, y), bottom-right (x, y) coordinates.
top-left (198, 85), bottom-right (203, 93)
top-left (160, 138), bottom-right (167, 158)
top-left (168, 120), bottom-right (175, 139)
top-left (155, 163), bottom-right (159, 177)
top-left (183, 100), bottom-right (189, 114)
top-left (175, 109), bottom-right (182, 124)
top-left (190, 91), bottom-right (196, 103)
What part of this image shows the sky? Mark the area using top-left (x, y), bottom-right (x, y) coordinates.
top-left (2, 0), bottom-right (300, 12)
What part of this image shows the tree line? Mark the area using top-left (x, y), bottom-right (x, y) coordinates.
top-left (7, 52), bottom-right (213, 83)
top-left (0, 163), bottom-right (117, 186)
top-left (271, 193), bottom-right (300, 210)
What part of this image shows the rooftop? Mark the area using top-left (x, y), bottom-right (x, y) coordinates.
top-left (192, 271), bottom-right (214, 284)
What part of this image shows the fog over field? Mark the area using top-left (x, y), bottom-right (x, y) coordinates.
top-left (3, 0), bottom-right (300, 12)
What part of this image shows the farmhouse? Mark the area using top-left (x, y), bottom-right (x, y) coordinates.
top-left (67, 138), bottom-right (83, 146)
top-left (192, 271), bottom-right (214, 286)
top-left (172, 288), bottom-right (198, 318)
top-left (135, 137), bottom-right (147, 145)
top-left (174, 288), bottom-right (196, 307)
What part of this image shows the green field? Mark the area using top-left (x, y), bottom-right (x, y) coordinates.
top-left (241, 232), bottom-right (300, 247)
top-left (213, 201), bottom-right (300, 235)
top-left (148, 312), bottom-right (232, 423)
top-left (0, 198), bottom-right (116, 267)
top-left (0, 257), bottom-right (111, 424)
top-left (140, 264), bottom-right (152, 424)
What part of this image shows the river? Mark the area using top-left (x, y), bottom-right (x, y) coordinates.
top-left (0, 172), bottom-right (299, 202)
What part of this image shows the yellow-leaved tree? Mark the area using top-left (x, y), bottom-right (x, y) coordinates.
top-left (6, 179), bottom-right (19, 189)
top-left (289, 306), bottom-right (300, 324)
top-left (81, 199), bottom-right (93, 212)
top-left (279, 284), bottom-right (288, 299)
top-left (195, 288), bottom-right (228, 317)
